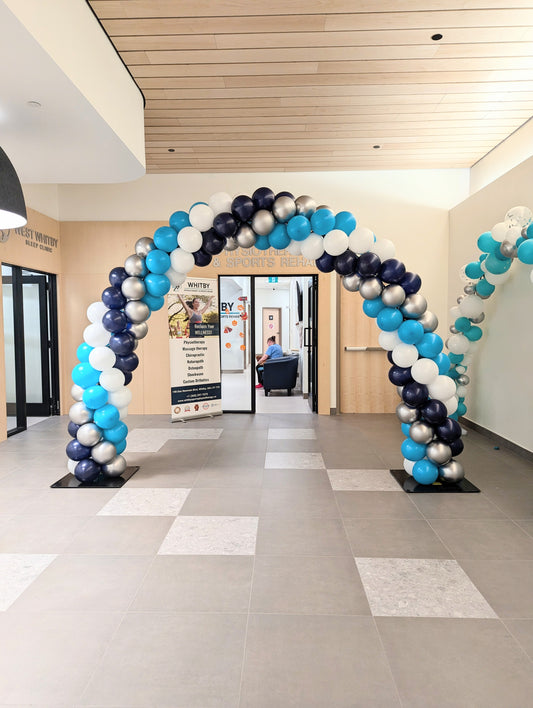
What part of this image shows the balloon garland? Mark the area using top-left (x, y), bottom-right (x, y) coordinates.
top-left (446, 205), bottom-right (533, 419)
top-left (66, 187), bottom-right (466, 486)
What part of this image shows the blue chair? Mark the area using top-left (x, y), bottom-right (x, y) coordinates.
top-left (262, 355), bottom-right (299, 396)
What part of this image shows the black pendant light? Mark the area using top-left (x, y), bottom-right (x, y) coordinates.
top-left (0, 146), bottom-right (27, 228)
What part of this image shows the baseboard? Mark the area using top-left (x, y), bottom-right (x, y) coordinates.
top-left (460, 418), bottom-right (533, 463)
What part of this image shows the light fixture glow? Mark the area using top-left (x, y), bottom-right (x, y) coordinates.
top-left (0, 147), bottom-right (27, 228)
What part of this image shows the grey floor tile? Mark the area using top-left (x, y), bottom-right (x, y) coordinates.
top-left (179, 487), bottom-right (261, 516)
top-left (344, 519), bottom-right (452, 559)
top-left (410, 492), bottom-right (506, 519)
top-left (516, 518), bottom-right (533, 537)
top-left (240, 614), bottom-right (400, 707)
top-left (482, 488), bottom-right (533, 518)
top-left (503, 619), bottom-right (533, 661)
top-left (377, 617), bottom-right (533, 708)
top-left (335, 491), bottom-right (422, 519)
top-left (261, 468), bottom-right (331, 489)
top-left (268, 428), bottom-right (316, 439)
top-left (65, 516), bottom-right (174, 555)
top-left (256, 516), bottom-right (352, 556)
top-left (260, 487), bottom-right (339, 517)
top-left (327, 468), bottom-right (401, 491)
top-left (250, 555), bottom-right (370, 615)
top-left (0, 611), bottom-right (121, 705)
top-left (80, 612), bottom-right (247, 707)
top-left (131, 555), bottom-right (253, 612)
top-left (459, 559), bottom-right (533, 618)
top-left (0, 488), bottom-right (42, 514)
top-left (322, 450), bottom-right (385, 469)
top-left (124, 466), bottom-right (199, 487)
top-left (206, 451), bottom-right (266, 469)
top-left (0, 553), bottom-right (56, 611)
top-left (194, 467), bottom-right (263, 488)
top-left (97, 487), bottom-right (190, 516)
top-left (158, 516), bottom-right (258, 555)
top-left (14, 488), bottom-right (117, 517)
top-left (264, 451), bottom-right (325, 469)
top-left (429, 519), bottom-right (533, 560)
top-left (0, 515), bottom-right (91, 553)
top-left (266, 439), bottom-right (322, 452)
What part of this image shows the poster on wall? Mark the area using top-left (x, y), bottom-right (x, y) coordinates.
top-left (168, 277), bottom-right (222, 421)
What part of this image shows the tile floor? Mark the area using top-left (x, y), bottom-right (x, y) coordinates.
top-left (0, 408), bottom-right (532, 706)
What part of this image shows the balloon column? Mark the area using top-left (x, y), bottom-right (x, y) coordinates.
top-left (446, 205), bottom-right (533, 420)
top-left (66, 187), bottom-right (464, 485)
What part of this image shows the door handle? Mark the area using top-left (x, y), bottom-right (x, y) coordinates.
top-left (303, 327), bottom-right (310, 347)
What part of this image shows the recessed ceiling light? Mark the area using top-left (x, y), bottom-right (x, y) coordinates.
top-left (27, 100), bottom-right (42, 109)
top-left (168, 148), bottom-right (175, 152)
top-left (431, 33), bottom-right (443, 41)
top-left (373, 145), bottom-right (381, 150)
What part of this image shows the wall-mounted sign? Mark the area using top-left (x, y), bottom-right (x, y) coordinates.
top-left (6, 225), bottom-right (59, 254)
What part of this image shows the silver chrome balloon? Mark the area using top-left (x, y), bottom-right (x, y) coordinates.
top-left (295, 195), bottom-right (316, 219)
top-left (125, 300), bottom-right (150, 324)
top-left (469, 312), bottom-right (485, 324)
top-left (400, 293), bottom-right (427, 318)
top-left (463, 284), bottom-right (476, 295)
top-left (102, 454), bottom-right (127, 477)
top-left (396, 386), bottom-right (404, 398)
top-left (71, 384), bottom-right (85, 402)
top-left (91, 440), bottom-right (117, 465)
top-left (500, 240), bottom-right (517, 258)
top-left (457, 295), bottom-right (465, 305)
top-left (124, 254), bottom-right (146, 277)
top-left (272, 196), bottom-right (296, 223)
top-left (251, 209), bottom-right (275, 236)
top-left (76, 423), bottom-right (102, 447)
top-left (409, 421), bottom-right (434, 445)
top-left (449, 325), bottom-right (458, 334)
top-left (381, 284), bottom-right (406, 307)
top-left (359, 277), bottom-right (383, 300)
top-left (135, 237), bottom-right (155, 258)
top-left (236, 223), bottom-right (256, 248)
top-left (316, 204), bottom-right (332, 211)
top-left (426, 441), bottom-right (453, 465)
top-left (396, 402), bottom-right (420, 424)
top-left (128, 321), bottom-right (148, 340)
top-left (69, 401), bottom-right (93, 425)
top-left (456, 374), bottom-right (470, 386)
top-left (121, 276), bottom-right (146, 300)
top-left (342, 274), bottom-right (361, 292)
top-left (224, 236), bottom-right (239, 251)
top-left (438, 459), bottom-right (465, 483)
top-left (418, 309), bottom-right (438, 333)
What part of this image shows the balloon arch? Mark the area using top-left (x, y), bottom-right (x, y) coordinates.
top-left (65, 188), bottom-right (533, 487)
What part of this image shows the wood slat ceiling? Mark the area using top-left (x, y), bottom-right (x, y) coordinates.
top-left (88, 1), bottom-right (533, 173)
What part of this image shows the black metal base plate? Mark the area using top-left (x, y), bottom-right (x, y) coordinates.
top-left (51, 466), bottom-right (139, 489)
top-left (390, 468), bottom-right (480, 493)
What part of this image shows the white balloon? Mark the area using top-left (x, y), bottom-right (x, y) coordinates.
top-left (99, 368), bottom-right (125, 392)
top-left (505, 205), bottom-right (532, 228)
top-left (170, 247), bottom-right (195, 274)
top-left (323, 229), bottom-right (349, 256)
top-left (208, 191), bottom-right (232, 215)
top-left (71, 383), bottom-right (84, 402)
top-left (530, 268), bottom-right (533, 284)
top-left (428, 375), bottom-right (456, 401)
top-left (504, 225), bottom-right (522, 246)
top-left (178, 226), bottom-right (202, 254)
top-left (87, 301), bottom-right (108, 324)
top-left (449, 306), bottom-right (461, 320)
top-left (403, 458), bottom-right (415, 475)
top-left (378, 330), bottom-right (401, 351)
top-left (447, 333), bottom-right (470, 355)
top-left (459, 294), bottom-right (484, 319)
top-left (83, 323), bottom-right (110, 348)
top-left (370, 238), bottom-right (395, 260)
top-left (392, 343), bottom-right (419, 368)
top-left (484, 269), bottom-right (511, 286)
top-left (411, 358), bottom-right (439, 385)
top-left (188, 203), bottom-right (214, 232)
top-left (480, 259), bottom-right (488, 273)
top-left (348, 226), bottom-right (374, 254)
top-left (89, 346), bottom-right (116, 371)
top-left (118, 406), bottom-right (129, 421)
top-left (300, 234), bottom-right (325, 260)
top-left (165, 268), bottom-right (187, 288)
top-left (67, 459), bottom-right (78, 475)
top-left (491, 221), bottom-right (508, 242)
top-left (287, 239), bottom-right (302, 255)
top-left (443, 396), bottom-right (458, 415)
top-left (455, 365), bottom-right (467, 375)
top-left (108, 387), bottom-right (133, 409)
top-left (456, 385), bottom-right (468, 398)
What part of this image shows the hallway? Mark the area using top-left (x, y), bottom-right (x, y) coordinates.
top-left (0, 412), bottom-right (532, 706)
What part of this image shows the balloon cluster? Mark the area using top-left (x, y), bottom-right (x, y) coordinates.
top-left (67, 186), bottom-right (465, 486)
top-left (447, 205), bottom-right (533, 419)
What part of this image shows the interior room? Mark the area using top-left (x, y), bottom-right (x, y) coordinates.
top-left (0, 2), bottom-right (532, 706)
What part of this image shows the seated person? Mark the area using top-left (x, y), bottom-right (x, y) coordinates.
top-left (255, 336), bottom-right (283, 389)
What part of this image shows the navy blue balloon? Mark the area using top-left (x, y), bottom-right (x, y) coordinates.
top-left (213, 212), bottom-right (238, 238)
top-left (194, 249), bottom-right (212, 267)
top-left (380, 259), bottom-right (406, 284)
top-left (66, 439), bottom-right (92, 461)
top-left (435, 417), bottom-right (462, 443)
top-left (123, 370), bottom-right (133, 385)
top-left (421, 399), bottom-right (447, 424)
top-left (252, 187), bottom-right (275, 210)
top-left (102, 286), bottom-right (127, 310)
top-left (449, 438), bottom-right (464, 456)
top-left (399, 271), bottom-right (422, 295)
top-left (109, 267), bottom-right (128, 288)
top-left (387, 351), bottom-right (395, 365)
top-left (68, 421), bottom-right (80, 438)
top-left (275, 191), bottom-right (295, 200)
top-left (102, 309), bottom-right (128, 333)
top-left (334, 251), bottom-right (358, 276)
top-left (74, 458), bottom-right (101, 483)
top-left (357, 252), bottom-right (382, 277)
top-left (109, 331), bottom-right (136, 356)
top-left (402, 381), bottom-right (429, 407)
top-left (115, 352), bottom-right (139, 372)
top-left (388, 365), bottom-right (413, 386)
top-left (232, 195), bottom-right (255, 222)
top-left (202, 229), bottom-right (226, 255)
top-left (315, 252), bottom-right (335, 273)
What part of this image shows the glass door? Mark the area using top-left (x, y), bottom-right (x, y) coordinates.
top-left (305, 275), bottom-right (319, 412)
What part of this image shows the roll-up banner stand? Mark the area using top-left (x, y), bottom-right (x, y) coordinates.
top-left (168, 277), bottom-right (222, 421)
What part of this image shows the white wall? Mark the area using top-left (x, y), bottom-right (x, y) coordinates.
top-left (449, 155), bottom-right (533, 452)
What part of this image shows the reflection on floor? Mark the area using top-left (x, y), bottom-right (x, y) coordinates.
top-left (0, 412), bottom-right (532, 706)
top-left (6, 416), bottom-right (49, 432)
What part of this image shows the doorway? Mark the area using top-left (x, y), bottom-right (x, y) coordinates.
top-left (2, 264), bottom-right (60, 435)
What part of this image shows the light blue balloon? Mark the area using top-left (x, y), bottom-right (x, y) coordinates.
top-left (169, 211), bottom-right (190, 231)
top-left (398, 319), bottom-right (424, 344)
top-left (517, 239), bottom-right (533, 264)
top-left (145, 273), bottom-right (171, 297)
top-left (457, 402), bottom-right (467, 417)
top-left (417, 332), bottom-right (443, 358)
top-left (413, 459), bottom-right (439, 485)
top-left (153, 226), bottom-right (178, 253)
top-left (82, 385), bottom-right (108, 410)
top-left (141, 293), bottom-right (165, 311)
top-left (255, 235), bottom-right (271, 250)
top-left (477, 231), bottom-right (500, 253)
top-left (268, 223), bottom-right (290, 250)
top-left (115, 439), bottom-right (127, 454)
top-left (72, 362), bottom-right (100, 388)
top-left (93, 404), bottom-right (120, 430)
top-left (146, 249), bottom-right (171, 274)
top-left (475, 279), bottom-right (495, 297)
top-left (465, 326), bottom-right (483, 341)
top-left (454, 317), bottom-right (471, 333)
top-left (334, 211), bottom-right (356, 235)
top-left (485, 253), bottom-right (511, 274)
top-left (103, 421), bottom-right (128, 444)
top-left (310, 209), bottom-right (335, 236)
top-left (401, 437), bottom-right (427, 461)
top-left (465, 261), bottom-right (483, 279)
top-left (362, 297), bottom-right (385, 318)
top-left (527, 222), bottom-right (533, 239)
top-left (287, 215), bottom-right (311, 241)
top-left (376, 307), bottom-right (403, 332)
top-left (432, 352), bottom-right (451, 375)
top-left (449, 353), bottom-right (464, 365)
top-left (76, 343), bottom-right (93, 363)
top-left (401, 423), bottom-right (411, 437)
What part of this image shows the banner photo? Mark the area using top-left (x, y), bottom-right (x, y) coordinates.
top-left (168, 277), bottom-right (222, 420)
